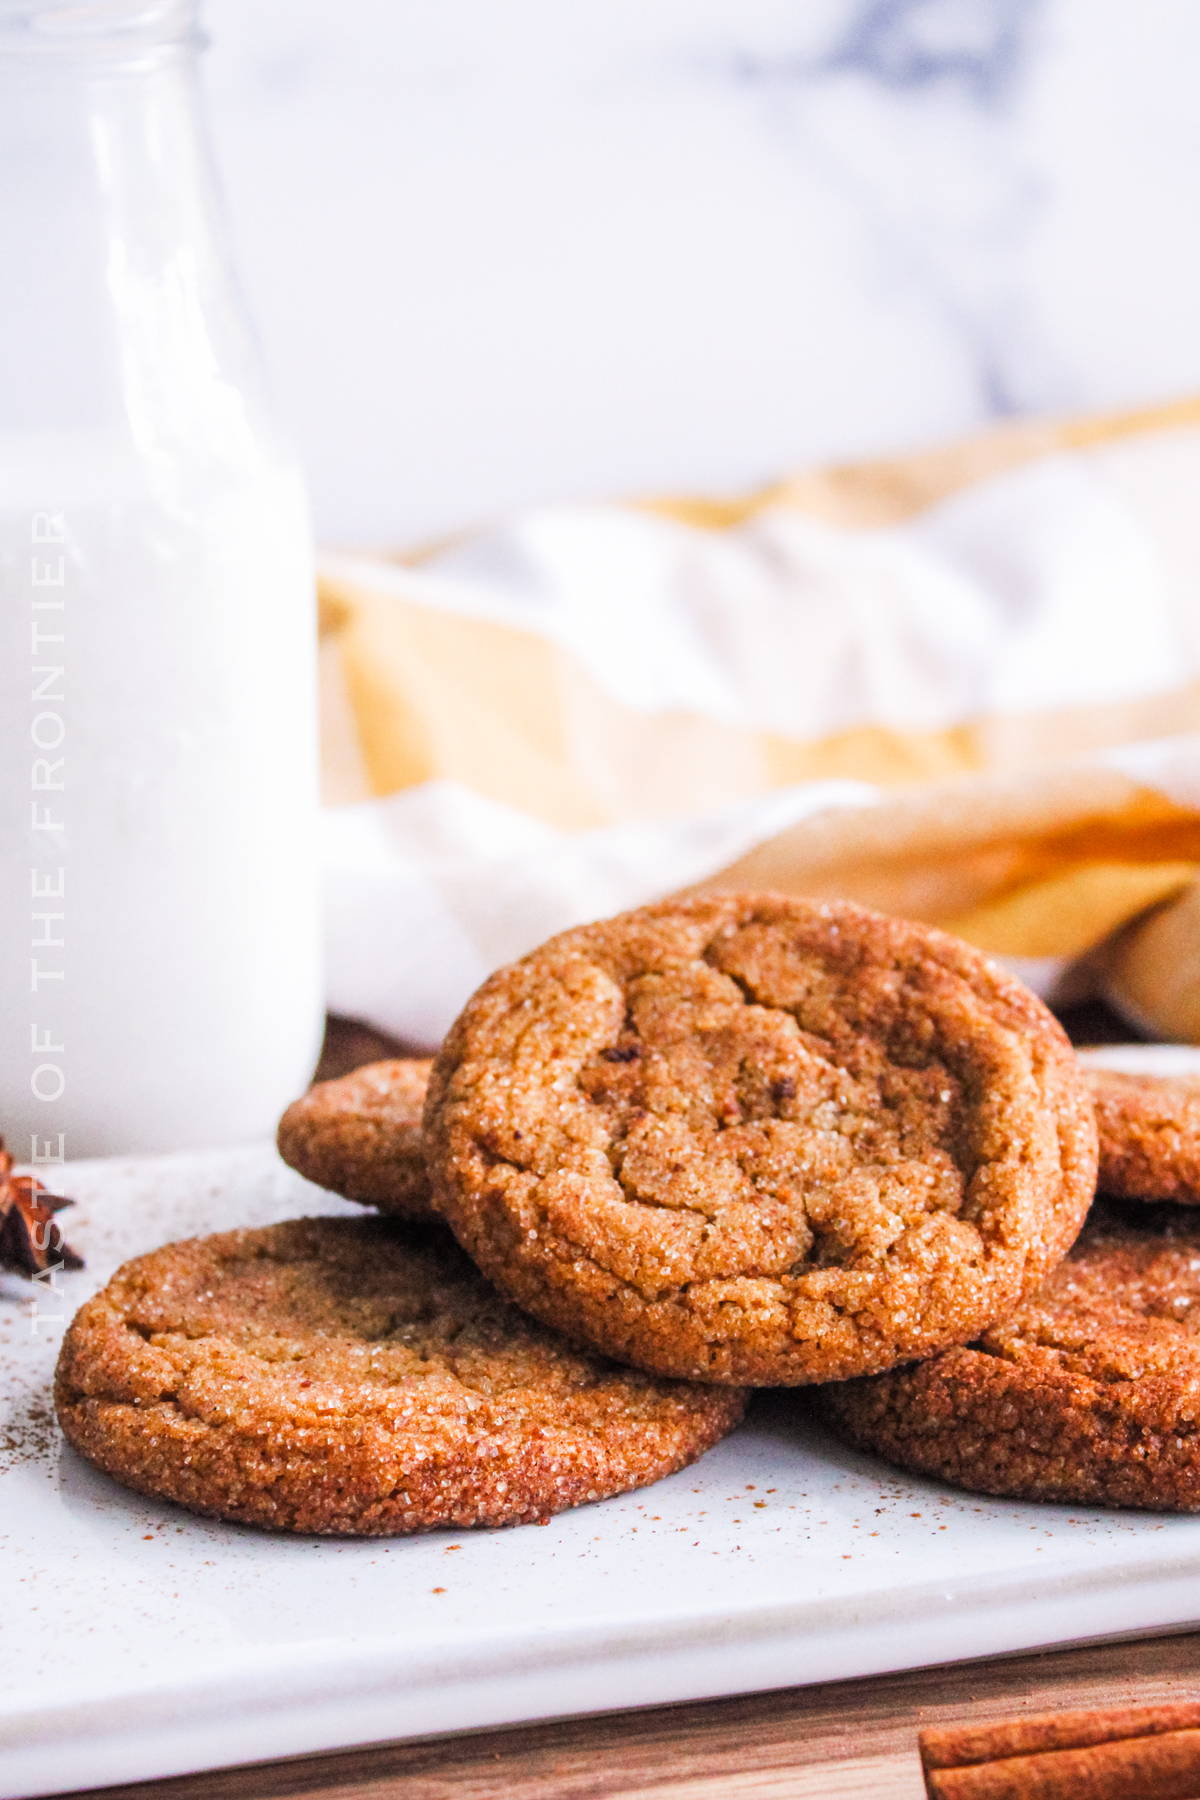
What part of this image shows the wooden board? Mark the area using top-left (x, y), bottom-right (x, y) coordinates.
top-left (50, 1628), bottom-right (1200, 1800)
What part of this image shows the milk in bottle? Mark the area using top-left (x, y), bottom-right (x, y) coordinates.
top-left (0, 1), bottom-right (323, 1156)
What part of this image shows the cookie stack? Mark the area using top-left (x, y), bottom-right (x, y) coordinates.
top-left (56, 895), bottom-right (1200, 1534)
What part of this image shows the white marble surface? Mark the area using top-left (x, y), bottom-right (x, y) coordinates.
top-left (200, 0), bottom-right (1200, 545)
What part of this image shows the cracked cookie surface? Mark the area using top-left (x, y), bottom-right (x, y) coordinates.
top-left (824, 1200), bottom-right (1200, 1510)
top-left (1086, 1068), bottom-right (1200, 1204)
top-left (277, 1059), bottom-right (434, 1219)
top-left (55, 1217), bottom-right (745, 1534)
top-left (424, 895), bottom-right (1096, 1385)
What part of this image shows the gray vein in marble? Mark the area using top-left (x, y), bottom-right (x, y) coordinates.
top-left (680, 0), bottom-right (1073, 423)
top-left (823, 0), bottom-right (1040, 106)
top-left (715, 0), bottom-right (1040, 107)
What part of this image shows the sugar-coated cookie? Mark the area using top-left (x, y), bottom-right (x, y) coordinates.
top-left (1085, 1068), bottom-right (1200, 1204)
top-left (424, 896), bottom-right (1096, 1386)
top-left (277, 1059), bottom-right (434, 1219)
top-left (55, 1217), bottom-right (746, 1534)
top-left (824, 1200), bottom-right (1200, 1511)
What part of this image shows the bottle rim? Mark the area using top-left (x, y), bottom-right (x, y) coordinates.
top-left (0, 0), bottom-right (202, 64)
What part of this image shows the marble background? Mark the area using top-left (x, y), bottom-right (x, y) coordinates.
top-left (201, 0), bottom-right (1200, 547)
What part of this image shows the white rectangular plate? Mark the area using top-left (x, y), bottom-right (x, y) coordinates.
top-left (5, 1045), bottom-right (1200, 1798)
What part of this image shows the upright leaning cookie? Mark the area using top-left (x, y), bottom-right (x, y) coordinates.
top-left (55, 1217), bottom-right (745, 1534)
top-left (277, 1059), bottom-right (434, 1219)
top-left (824, 1201), bottom-right (1200, 1511)
top-left (1084, 1068), bottom-right (1200, 1203)
top-left (424, 896), bottom-right (1097, 1386)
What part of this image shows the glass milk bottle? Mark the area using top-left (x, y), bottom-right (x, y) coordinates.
top-left (0, 0), bottom-right (323, 1158)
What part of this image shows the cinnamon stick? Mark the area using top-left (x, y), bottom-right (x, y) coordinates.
top-left (920, 1705), bottom-right (1200, 1800)
top-left (921, 1701), bottom-right (1200, 1770)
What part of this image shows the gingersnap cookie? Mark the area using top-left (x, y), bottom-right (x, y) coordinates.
top-left (277, 1060), bottom-right (434, 1219)
top-left (424, 895), bottom-right (1097, 1386)
top-left (823, 1200), bottom-right (1200, 1511)
top-left (1083, 1067), bottom-right (1200, 1204)
top-left (55, 1216), bottom-right (745, 1534)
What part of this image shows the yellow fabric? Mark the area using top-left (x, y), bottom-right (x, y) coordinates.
top-left (940, 864), bottom-right (1199, 960)
top-left (319, 576), bottom-right (1200, 832)
top-left (678, 767), bottom-right (1200, 924)
top-left (642, 393), bottom-right (1200, 530)
top-left (1102, 883), bottom-right (1200, 1043)
top-left (318, 394), bottom-right (1200, 1038)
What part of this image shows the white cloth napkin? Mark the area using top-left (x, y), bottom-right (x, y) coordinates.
top-left (320, 422), bottom-right (1200, 1046)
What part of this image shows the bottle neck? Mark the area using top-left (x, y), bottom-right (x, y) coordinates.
top-left (0, 0), bottom-right (282, 482)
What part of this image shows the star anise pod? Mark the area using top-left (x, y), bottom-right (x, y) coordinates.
top-left (0, 1137), bottom-right (83, 1278)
